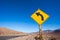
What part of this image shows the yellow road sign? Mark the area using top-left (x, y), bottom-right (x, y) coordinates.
top-left (31, 9), bottom-right (49, 25)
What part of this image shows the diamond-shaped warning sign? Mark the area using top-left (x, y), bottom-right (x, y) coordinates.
top-left (31, 9), bottom-right (49, 25)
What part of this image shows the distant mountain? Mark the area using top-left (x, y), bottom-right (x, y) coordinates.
top-left (31, 30), bottom-right (53, 35)
top-left (53, 29), bottom-right (60, 33)
top-left (51, 29), bottom-right (60, 36)
top-left (0, 28), bottom-right (26, 36)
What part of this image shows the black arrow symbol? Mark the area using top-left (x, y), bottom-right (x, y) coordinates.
top-left (36, 12), bottom-right (44, 21)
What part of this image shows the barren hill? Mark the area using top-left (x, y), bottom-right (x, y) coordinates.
top-left (0, 28), bottom-right (26, 36)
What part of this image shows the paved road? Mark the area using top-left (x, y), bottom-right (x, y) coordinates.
top-left (0, 35), bottom-right (29, 40)
top-left (8, 35), bottom-right (35, 40)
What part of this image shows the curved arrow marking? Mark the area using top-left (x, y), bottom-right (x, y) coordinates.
top-left (36, 12), bottom-right (44, 21)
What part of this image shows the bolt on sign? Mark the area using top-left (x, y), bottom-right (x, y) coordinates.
top-left (31, 9), bottom-right (49, 25)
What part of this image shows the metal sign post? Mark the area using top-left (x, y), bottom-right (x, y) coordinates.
top-left (39, 25), bottom-right (43, 40)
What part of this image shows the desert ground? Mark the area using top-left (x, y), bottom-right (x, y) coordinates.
top-left (0, 28), bottom-right (60, 40)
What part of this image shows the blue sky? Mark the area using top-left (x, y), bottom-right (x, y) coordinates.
top-left (0, 0), bottom-right (60, 33)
